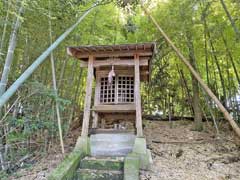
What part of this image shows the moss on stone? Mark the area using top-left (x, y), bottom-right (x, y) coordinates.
top-left (140, 149), bottom-right (153, 170)
top-left (48, 150), bottom-right (84, 180)
top-left (124, 153), bottom-right (140, 180)
top-left (48, 137), bottom-right (90, 180)
top-left (74, 136), bottom-right (90, 155)
top-left (80, 158), bottom-right (123, 171)
top-left (132, 138), bottom-right (147, 154)
top-left (132, 137), bottom-right (152, 170)
top-left (76, 169), bottom-right (123, 180)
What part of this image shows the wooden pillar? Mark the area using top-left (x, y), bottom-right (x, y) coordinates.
top-left (81, 55), bottom-right (94, 137)
top-left (92, 113), bottom-right (98, 128)
top-left (92, 76), bottom-right (100, 128)
top-left (134, 54), bottom-right (143, 137)
top-left (101, 118), bottom-right (106, 129)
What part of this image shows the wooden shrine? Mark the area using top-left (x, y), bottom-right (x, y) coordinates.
top-left (67, 42), bottom-right (155, 138)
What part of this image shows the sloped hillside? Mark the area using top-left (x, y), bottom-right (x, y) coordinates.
top-left (141, 120), bottom-right (240, 180)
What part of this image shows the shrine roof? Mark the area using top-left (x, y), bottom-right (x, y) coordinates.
top-left (67, 42), bottom-right (156, 61)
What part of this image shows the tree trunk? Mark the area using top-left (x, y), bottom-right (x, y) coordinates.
top-left (221, 31), bottom-right (240, 85)
top-left (66, 69), bottom-right (83, 134)
top-left (202, 16), bottom-right (210, 86)
top-left (206, 25), bottom-right (227, 107)
top-left (58, 56), bottom-right (67, 90)
top-left (0, 0), bottom-right (10, 60)
top-left (0, 1), bottom-right (23, 171)
top-left (168, 91), bottom-right (172, 128)
top-left (0, 1), bottom-right (24, 96)
top-left (141, 5), bottom-right (240, 138)
top-left (220, 0), bottom-right (240, 40)
top-left (177, 67), bottom-right (194, 115)
top-left (186, 32), bottom-right (203, 131)
top-left (48, 2), bottom-right (65, 154)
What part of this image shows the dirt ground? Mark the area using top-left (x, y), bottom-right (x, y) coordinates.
top-left (9, 120), bottom-right (240, 180)
top-left (141, 120), bottom-right (240, 180)
top-left (8, 127), bottom-right (80, 180)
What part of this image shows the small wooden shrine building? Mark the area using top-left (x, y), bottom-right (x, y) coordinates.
top-left (67, 42), bottom-right (155, 138)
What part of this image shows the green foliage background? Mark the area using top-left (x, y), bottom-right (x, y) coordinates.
top-left (0, 0), bottom-right (239, 175)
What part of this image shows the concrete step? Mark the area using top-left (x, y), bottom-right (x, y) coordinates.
top-left (75, 169), bottom-right (123, 180)
top-left (80, 156), bottom-right (124, 171)
top-left (90, 133), bottom-right (135, 157)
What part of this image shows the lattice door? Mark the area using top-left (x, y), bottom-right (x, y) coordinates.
top-left (117, 76), bottom-right (134, 103)
top-left (99, 76), bottom-right (134, 104)
top-left (100, 77), bottom-right (116, 103)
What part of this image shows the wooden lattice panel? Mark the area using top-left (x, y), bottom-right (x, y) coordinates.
top-left (100, 77), bottom-right (115, 103)
top-left (117, 76), bottom-right (134, 103)
top-left (99, 76), bottom-right (134, 104)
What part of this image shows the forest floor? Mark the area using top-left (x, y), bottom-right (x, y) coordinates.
top-left (8, 126), bottom-right (80, 180)
top-left (141, 120), bottom-right (240, 180)
top-left (9, 119), bottom-right (240, 180)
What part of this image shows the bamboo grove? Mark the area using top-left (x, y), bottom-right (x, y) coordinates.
top-left (0, 0), bottom-right (239, 177)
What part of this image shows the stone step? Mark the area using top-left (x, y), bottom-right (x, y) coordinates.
top-left (80, 156), bottom-right (124, 171)
top-left (90, 133), bottom-right (135, 157)
top-left (75, 169), bottom-right (123, 180)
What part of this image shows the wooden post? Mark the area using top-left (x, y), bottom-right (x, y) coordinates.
top-left (92, 112), bottom-right (98, 128)
top-left (101, 118), bottom-right (106, 129)
top-left (81, 55), bottom-right (94, 137)
top-left (92, 76), bottom-right (100, 128)
top-left (134, 54), bottom-right (143, 137)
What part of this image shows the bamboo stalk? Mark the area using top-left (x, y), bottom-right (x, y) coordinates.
top-left (220, 0), bottom-right (240, 40)
top-left (141, 5), bottom-right (240, 138)
top-left (0, 0), bottom-right (10, 57)
top-left (0, 2), bottom-right (98, 108)
top-left (0, 1), bottom-right (24, 96)
top-left (48, 1), bottom-right (65, 154)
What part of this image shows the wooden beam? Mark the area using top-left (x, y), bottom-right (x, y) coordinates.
top-left (100, 113), bottom-right (135, 121)
top-left (134, 54), bottom-right (143, 137)
top-left (81, 55), bottom-right (94, 137)
top-left (83, 47), bottom-right (90, 52)
top-left (95, 69), bottom-right (149, 82)
top-left (73, 50), bottom-right (153, 59)
top-left (96, 70), bottom-right (134, 77)
top-left (96, 70), bottom-right (149, 76)
top-left (92, 104), bottom-right (136, 112)
top-left (90, 128), bottom-right (135, 134)
top-left (80, 58), bottom-right (149, 68)
top-left (92, 59), bottom-right (148, 67)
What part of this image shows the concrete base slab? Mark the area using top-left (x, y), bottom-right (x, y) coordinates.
top-left (90, 133), bottom-right (135, 157)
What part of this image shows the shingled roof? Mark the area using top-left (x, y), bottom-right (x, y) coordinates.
top-left (67, 42), bottom-right (156, 61)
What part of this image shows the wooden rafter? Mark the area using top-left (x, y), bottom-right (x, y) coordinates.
top-left (67, 42), bottom-right (155, 60)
